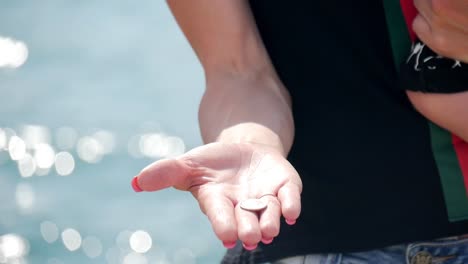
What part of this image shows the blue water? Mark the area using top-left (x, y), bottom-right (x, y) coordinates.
top-left (0, 1), bottom-right (224, 263)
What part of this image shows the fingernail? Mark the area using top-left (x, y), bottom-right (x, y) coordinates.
top-left (242, 243), bottom-right (257, 251)
top-left (223, 241), bottom-right (236, 249)
top-left (261, 238), bottom-right (273, 244)
top-left (131, 177), bottom-right (143, 192)
top-left (286, 219), bottom-right (296, 225)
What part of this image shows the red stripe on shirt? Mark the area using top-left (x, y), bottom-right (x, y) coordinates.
top-left (399, 0), bottom-right (417, 41)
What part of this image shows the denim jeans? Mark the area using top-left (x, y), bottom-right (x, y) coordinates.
top-left (271, 235), bottom-right (468, 264)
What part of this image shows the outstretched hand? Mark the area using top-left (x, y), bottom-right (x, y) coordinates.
top-left (132, 142), bottom-right (302, 250)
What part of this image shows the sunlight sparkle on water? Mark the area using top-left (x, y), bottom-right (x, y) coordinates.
top-left (61, 228), bottom-right (82, 251)
top-left (17, 153), bottom-right (36, 178)
top-left (35, 167), bottom-right (51, 176)
top-left (54, 152), bottom-right (75, 176)
top-left (82, 236), bottom-right (103, 259)
top-left (15, 183), bottom-right (35, 212)
top-left (93, 130), bottom-right (115, 154)
top-left (8, 136), bottom-right (26, 161)
top-left (0, 36), bottom-right (28, 68)
top-left (0, 129), bottom-right (6, 150)
top-left (116, 230), bottom-right (132, 251)
top-left (21, 125), bottom-right (50, 149)
top-left (40, 221), bottom-right (59, 244)
top-left (34, 143), bottom-right (55, 169)
top-left (129, 230), bottom-right (152, 254)
top-left (163, 136), bottom-right (185, 158)
top-left (139, 133), bottom-right (167, 158)
top-left (138, 133), bottom-right (185, 159)
top-left (123, 252), bottom-right (148, 264)
top-left (77, 136), bottom-right (103, 163)
top-left (0, 234), bottom-right (29, 260)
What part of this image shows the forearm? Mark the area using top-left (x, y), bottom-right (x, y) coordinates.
top-left (407, 91), bottom-right (468, 142)
top-left (167, 0), bottom-right (271, 75)
top-left (167, 0), bottom-right (294, 155)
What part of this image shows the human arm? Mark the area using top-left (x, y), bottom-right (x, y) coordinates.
top-left (166, 0), bottom-right (293, 154)
top-left (405, 0), bottom-right (468, 141)
top-left (132, 0), bottom-right (302, 249)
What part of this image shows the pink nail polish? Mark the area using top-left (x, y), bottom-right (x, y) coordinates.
top-left (261, 238), bottom-right (273, 244)
top-left (286, 219), bottom-right (296, 225)
top-left (242, 243), bottom-right (257, 251)
top-left (131, 177), bottom-right (143, 192)
top-left (223, 241), bottom-right (236, 249)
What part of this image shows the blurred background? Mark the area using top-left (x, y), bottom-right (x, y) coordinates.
top-left (0, 1), bottom-right (225, 263)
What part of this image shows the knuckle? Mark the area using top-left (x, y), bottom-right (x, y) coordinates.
top-left (432, 34), bottom-right (451, 55)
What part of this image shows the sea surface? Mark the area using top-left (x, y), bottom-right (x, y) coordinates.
top-left (0, 1), bottom-right (224, 263)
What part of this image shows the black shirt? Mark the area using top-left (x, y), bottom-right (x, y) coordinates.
top-left (222, 1), bottom-right (468, 263)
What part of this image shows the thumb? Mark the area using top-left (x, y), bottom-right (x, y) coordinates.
top-left (131, 158), bottom-right (194, 192)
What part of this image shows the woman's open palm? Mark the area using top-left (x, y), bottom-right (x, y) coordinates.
top-left (132, 142), bottom-right (302, 249)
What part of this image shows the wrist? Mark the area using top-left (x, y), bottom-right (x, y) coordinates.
top-left (216, 123), bottom-right (288, 157)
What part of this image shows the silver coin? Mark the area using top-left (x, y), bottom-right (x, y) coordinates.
top-left (240, 199), bottom-right (267, 211)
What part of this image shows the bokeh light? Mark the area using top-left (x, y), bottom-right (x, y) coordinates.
top-left (76, 136), bottom-right (103, 163)
top-left (0, 234), bottom-right (30, 261)
top-left (17, 153), bottom-right (36, 178)
top-left (81, 236), bottom-right (103, 259)
top-left (127, 135), bottom-right (143, 158)
top-left (61, 228), bottom-right (82, 251)
top-left (138, 133), bottom-right (185, 159)
top-left (21, 125), bottom-right (50, 150)
top-left (40, 221), bottom-right (59, 244)
top-left (34, 143), bottom-right (55, 169)
top-left (35, 167), bottom-right (51, 177)
top-left (93, 130), bottom-right (115, 154)
top-left (0, 128), bottom-right (7, 150)
top-left (0, 36), bottom-right (28, 68)
top-left (139, 133), bottom-right (167, 158)
top-left (163, 136), bottom-right (185, 158)
top-left (129, 230), bottom-right (152, 254)
top-left (8, 136), bottom-right (26, 161)
top-left (15, 183), bottom-right (35, 212)
top-left (122, 252), bottom-right (148, 264)
top-left (0, 124), bottom-right (206, 262)
top-left (116, 230), bottom-right (132, 251)
top-left (54, 152), bottom-right (75, 176)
